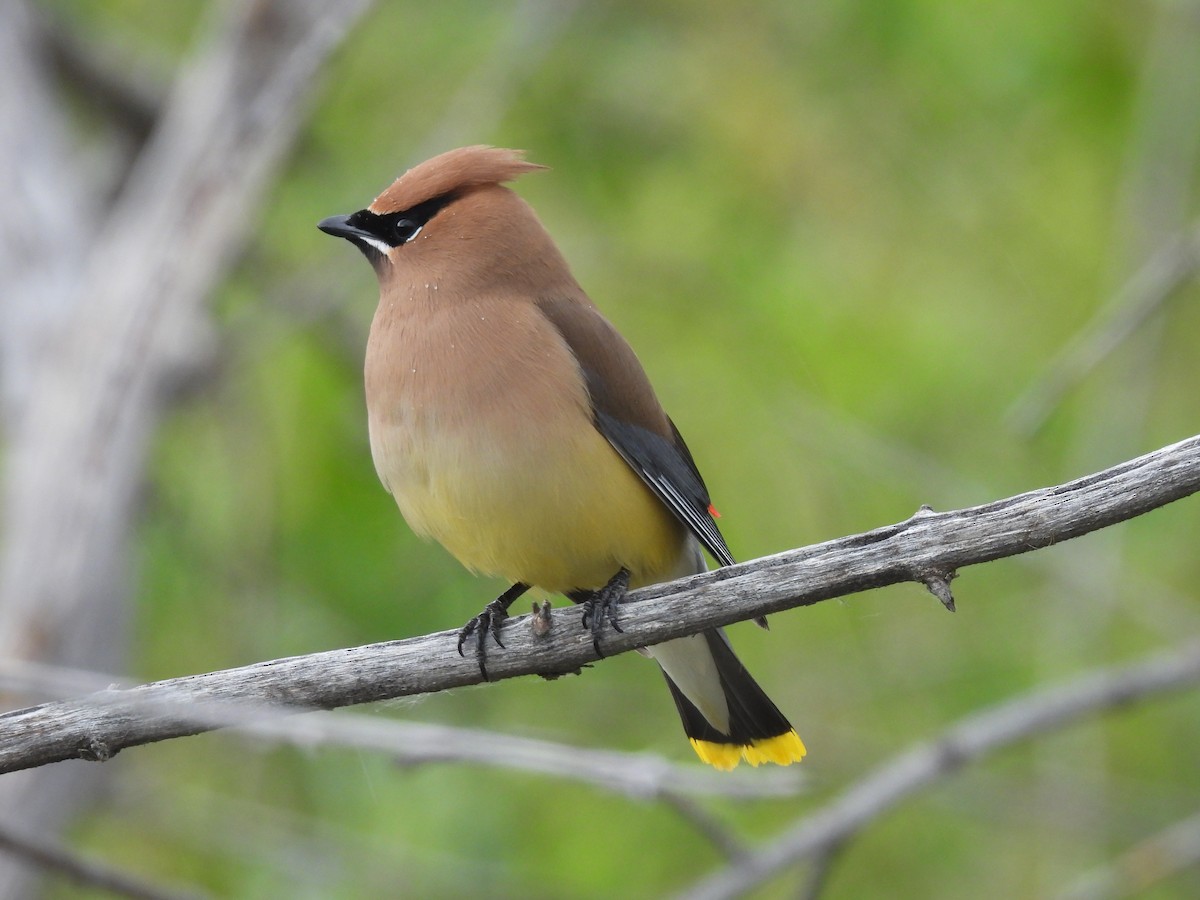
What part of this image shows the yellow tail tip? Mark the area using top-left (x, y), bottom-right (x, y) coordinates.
top-left (689, 731), bottom-right (807, 770)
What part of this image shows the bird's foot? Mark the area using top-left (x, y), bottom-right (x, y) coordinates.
top-left (577, 567), bottom-right (630, 657)
top-left (457, 583), bottom-right (528, 680)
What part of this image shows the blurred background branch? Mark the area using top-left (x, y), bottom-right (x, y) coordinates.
top-left (0, 657), bottom-right (802, 802)
top-left (680, 640), bottom-right (1200, 900)
top-left (1057, 809), bottom-right (1200, 900)
top-left (0, 819), bottom-right (204, 900)
top-left (1005, 222), bottom-right (1200, 436)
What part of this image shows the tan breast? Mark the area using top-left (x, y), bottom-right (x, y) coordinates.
top-left (365, 291), bottom-right (686, 592)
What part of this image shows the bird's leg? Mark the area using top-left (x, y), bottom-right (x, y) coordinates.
top-left (457, 582), bottom-right (529, 680)
top-left (570, 567), bottom-right (630, 657)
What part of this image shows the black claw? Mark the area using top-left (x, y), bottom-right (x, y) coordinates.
top-left (456, 623), bottom-right (473, 657)
top-left (575, 567), bottom-right (630, 658)
top-left (456, 583), bottom-right (529, 681)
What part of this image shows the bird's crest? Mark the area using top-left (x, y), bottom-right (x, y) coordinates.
top-left (369, 146), bottom-right (546, 215)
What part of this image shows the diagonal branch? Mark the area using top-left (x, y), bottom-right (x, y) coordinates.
top-left (0, 433), bottom-right (1197, 775)
top-left (1056, 808), bottom-right (1200, 900)
top-left (0, 819), bottom-right (204, 900)
top-left (1006, 223), bottom-right (1200, 436)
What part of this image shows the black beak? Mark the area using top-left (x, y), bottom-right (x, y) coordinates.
top-left (318, 212), bottom-right (392, 268)
top-left (317, 214), bottom-right (373, 242)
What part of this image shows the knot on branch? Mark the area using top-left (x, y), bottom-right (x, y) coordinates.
top-left (78, 736), bottom-right (113, 763)
top-left (906, 505), bottom-right (958, 611)
top-left (531, 599), bottom-right (553, 638)
top-left (918, 568), bottom-right (958, 612)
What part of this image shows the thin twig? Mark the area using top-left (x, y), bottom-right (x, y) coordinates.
top-left (798, 840), bottom-right (846, 900)
top-left (675, 640), bottom-right (1200, 899)
top-left (1006, 223), bottom-right (1200, 436)
top-left (658, 793), bottom-right (750, 861)
top-left (0, 820), bottom-right (206, 900)
top-left (1055, 809), bottom-right (1200, 900)
top-left (412, 0), bottom-right (586, 161)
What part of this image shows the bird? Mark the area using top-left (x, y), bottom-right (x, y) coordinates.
top-left (318, 146), bottom-right (805, 769)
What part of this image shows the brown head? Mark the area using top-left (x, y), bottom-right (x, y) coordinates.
top-left (318, 146), bottom-right (575, 296)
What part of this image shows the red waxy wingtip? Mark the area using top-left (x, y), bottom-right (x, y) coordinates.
top-left (707, 503), bottom-right (721, 519)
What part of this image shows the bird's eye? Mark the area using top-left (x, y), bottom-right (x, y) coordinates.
top-left (391, 218), bottom-right (423, 244)
top-left (363, 193), bottom-right (454, 250)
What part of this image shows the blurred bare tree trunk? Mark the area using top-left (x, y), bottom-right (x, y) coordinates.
top-left (0, 0), bottom-right (370, 894)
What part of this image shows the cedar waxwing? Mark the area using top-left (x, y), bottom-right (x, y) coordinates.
top-left (318, 146), bottom-right (804, 769)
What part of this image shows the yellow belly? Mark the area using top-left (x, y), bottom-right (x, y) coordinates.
top-left (379, 415), bottom-right (686, 593)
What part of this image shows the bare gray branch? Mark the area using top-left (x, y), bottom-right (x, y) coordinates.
top-left (0, 433), bottom-right (1195, 775)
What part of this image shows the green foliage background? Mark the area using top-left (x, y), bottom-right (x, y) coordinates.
top-left (51, 1), bottom-right (1200, 897)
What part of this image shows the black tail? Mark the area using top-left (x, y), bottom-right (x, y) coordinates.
top-left (660, 630), bottom-right (805, 769)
